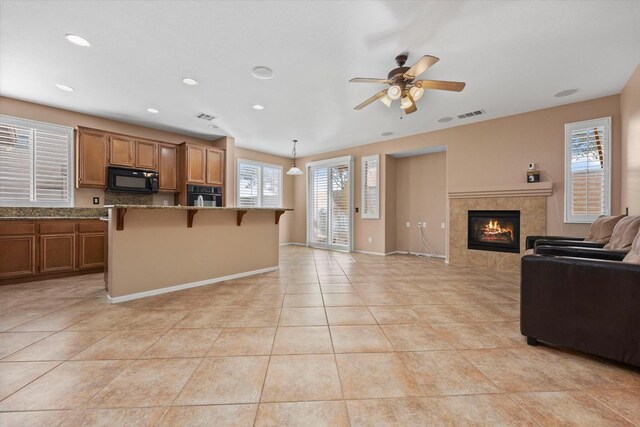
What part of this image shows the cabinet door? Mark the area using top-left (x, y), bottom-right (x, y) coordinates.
top-left (158, 144), bottom-right (177, 191)
top-left (78, 129), bottom-right (108, 187)
top-left (109, 135), bottom-right (134, 167)
top-left (206, 148), bottom-right (224, 185)
top-left (135, 140), bottom-right (157, 170)
top-left (0, 235), bottom-right (36, 279)
top-left (40, 234), bottom-right (75, 273)
top-left (186, 145), bottom-right (206, 183)
top-left (78, 233), bottom-right (105, 270)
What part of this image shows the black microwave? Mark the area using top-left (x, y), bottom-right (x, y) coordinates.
top-left (106, 166), bottom-right (159, 193)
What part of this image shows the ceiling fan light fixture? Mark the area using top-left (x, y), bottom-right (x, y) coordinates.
top-left (387, 85), bottom-right (402, 100)
top-left (409, 86), bottom-right (424, 101)
top-left (400, 95), bottom-right (413, 110)
top-left (379, 95), bottom-right (392, 108)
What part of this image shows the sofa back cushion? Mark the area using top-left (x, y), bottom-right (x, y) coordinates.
top-left (604, 215), bottom-right (640, 250)
top-left (585, 215), bottom-right (625, 243)
top-left (622, 231), bottom-right (640, 264)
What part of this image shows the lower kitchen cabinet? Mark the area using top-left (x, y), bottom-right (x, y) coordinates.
top-left (0, 219), bottom-right (105, 284)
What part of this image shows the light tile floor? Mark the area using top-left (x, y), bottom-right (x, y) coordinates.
top-left (1, 246), bottom-right (639, 426)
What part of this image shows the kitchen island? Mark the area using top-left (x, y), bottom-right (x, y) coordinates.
top-left (105, 205), bottom-right (292, 302)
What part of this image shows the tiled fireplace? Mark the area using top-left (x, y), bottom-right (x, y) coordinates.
top-left (448, 183), bottom-right (551, 272)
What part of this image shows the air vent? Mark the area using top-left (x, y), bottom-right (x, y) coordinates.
top-left (457, 109), bottom-right (485, 119)
top-left (194, 112), bottom-right (216, 121)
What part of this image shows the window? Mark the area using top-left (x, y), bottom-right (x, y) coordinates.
top-left (361, 154), bottom-right (379, 219)
top-left (237, 159), bottom-right (283, 208)
top-left (564, 117), bottom-right (611, 223)
top-left (0, 115), bottom-right (74, 207)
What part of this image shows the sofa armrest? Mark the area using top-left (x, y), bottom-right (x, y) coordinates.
top-left (525, 235), bottom-right (584, 250)
top-left (535, 245), bottom-right (628, 261)
top-left (534, 239), bottom-right (605, 250)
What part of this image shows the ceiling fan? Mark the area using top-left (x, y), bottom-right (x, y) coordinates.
top-left (350, 53), bottom-right (466, 114)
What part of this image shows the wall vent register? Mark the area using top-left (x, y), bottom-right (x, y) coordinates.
top-left (457, 109), bottom-right (485, 119)
top-left (194, 112), bottom-right (216, 121)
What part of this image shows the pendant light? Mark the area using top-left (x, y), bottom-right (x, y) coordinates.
top-left (287, 139), bottom-right (303, 175)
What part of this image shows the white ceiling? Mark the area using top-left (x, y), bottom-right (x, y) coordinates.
top-left (1, 1), bottom-right (639, 157)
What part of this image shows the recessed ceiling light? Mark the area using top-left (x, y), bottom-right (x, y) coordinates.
top-left (208, 124), bottom-right (218, 129)
top-left (554, 89), bottom-right (578, 98)
top-left (64, 34), bottom-right (90, 47)
top-left (251, 66), bottom-right (274, 80)
top-left (182, 77), bottom-right (199, 86)
top-left (437, 117), bottom-right (453, 123)
top-left (147, 108), bottom-right (159, 114)
top-left (381, 131), bottom-right (394, 136)
top-left (252, 104), bottom-right (265, 110)
top-left (55, 83), bottom-right (74, 92)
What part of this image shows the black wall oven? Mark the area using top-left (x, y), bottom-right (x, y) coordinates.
top-left (187, 184), bottom-right (223, 207)
top-left (107, 167), bottom-right (159, 193)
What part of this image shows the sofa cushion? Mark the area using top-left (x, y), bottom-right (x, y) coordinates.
top-left (585, 215), bottom-right (625, 243)
top-left (622, 231), bottom-right (640, 264)
top-left (604, 216), bottom-right (640, 250)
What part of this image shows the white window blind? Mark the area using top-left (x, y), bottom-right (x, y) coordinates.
top-left (361, 154), bottom-right (379, 219)
top-left (0, 115), bottom-right (74, 207)
top-left (564, 117), bottom-right (611, 223)
top-left (237, 159), bottom-right (282, 208)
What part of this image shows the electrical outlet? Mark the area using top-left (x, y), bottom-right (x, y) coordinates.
top-left (406, 222), bottom-right (410, 228)
top-left (422, 221), bottom-right (426, 228)
top-left (417, 222), bottom-right (422, 228)
top-left (368, 237), bottom-right (372, 243)
top-left (92, 197), bottom-right (100, 205)
top-left (441, 222), bottom-right (446, 229)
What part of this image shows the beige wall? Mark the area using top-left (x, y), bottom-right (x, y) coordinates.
top-left (108, 208), bottom-right (279, 299)
top-left (395, 152), bottom-right (447, 256)
top-left (621, 64), bottom-right (640, 214)
top-left (290, 95), bottom-right (623, 253)
top-left (384, 156), bottom-right (397, 254)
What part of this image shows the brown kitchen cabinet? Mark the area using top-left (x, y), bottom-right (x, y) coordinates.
top-left (109, 135), bottom-right (135, 167)
top-left (158, 143), bottom-right (177, 191)
top-left (206, 147), bottom-right (225, 185)
top-left (0, 220), bottom-right (105, 285)
top-left (77, 128), bottom-right (108, 188)
top-left (185, 144), bottom-right (207, 183)
top-left (135, 140), bottom-right (158, 170)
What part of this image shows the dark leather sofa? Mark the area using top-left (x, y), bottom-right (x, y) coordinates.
top-left (521, 252), bottom-right (640, 367)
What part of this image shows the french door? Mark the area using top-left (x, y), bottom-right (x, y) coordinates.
top-left (307, 156), bottom-right (353, 251)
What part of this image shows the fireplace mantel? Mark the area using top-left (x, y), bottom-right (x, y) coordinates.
top-left (448, 182), bottom-right (553, 199)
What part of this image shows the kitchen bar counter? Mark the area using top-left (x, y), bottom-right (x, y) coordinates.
top-left (105, 205), bottom-right (292, 302)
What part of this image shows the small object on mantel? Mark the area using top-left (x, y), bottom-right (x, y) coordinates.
top-left (527, 163), bottom-right (540, 183)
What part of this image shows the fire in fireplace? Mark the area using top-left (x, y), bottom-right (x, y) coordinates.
top-left (468, 210), bottom-right (520, 253)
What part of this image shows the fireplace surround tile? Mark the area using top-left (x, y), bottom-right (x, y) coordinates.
top-left (448, 196), bottom-right (546, 272)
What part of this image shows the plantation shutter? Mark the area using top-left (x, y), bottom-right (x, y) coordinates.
top-left (238, 162), bottom-right (261, 207)
top-left (565, 117), bottom-right (611, 223)
top-left (237, 159), bottom-right (283, 208)
top-left (361, 154), bottom-right (380, 219)
top-left (261, 165), bottom-right (281, 208)
top-left (310, 167), bottom-right (329, 244)
top-left (331, 164), bottom-right (350, 246)
top-left (0, 115), bottom-right (73, 207)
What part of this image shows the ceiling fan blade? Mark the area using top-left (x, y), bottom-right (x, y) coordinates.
top-left (415, 80), bottom-right (466, 92)
top-left (349, 78), bottom-right (392, 84)
top-left (354, 90), bottom-right (388, 110)
top-left (403, 55), bottom-right (439, 79)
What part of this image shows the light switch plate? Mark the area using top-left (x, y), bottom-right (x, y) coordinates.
top-left (92, 197), bottom-right (100, 205)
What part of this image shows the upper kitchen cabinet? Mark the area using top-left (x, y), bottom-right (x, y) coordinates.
top-left (184, 144), bottom-right (207, 184)
top-left (135, 140), bottom-right (157, 170)
top-left (206, 147), bottom-right (225, 185)
top-left (158, 143), bottom-right (177, 192)
top-left (109, 135), bottom-right (135, 167)
top-left (77, 127), bottom-right (108, 188)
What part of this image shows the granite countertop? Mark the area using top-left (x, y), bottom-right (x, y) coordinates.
top-left (105, 205), bottom-right (293, 211)
top-left (0, 207), bottom-right (107, 220)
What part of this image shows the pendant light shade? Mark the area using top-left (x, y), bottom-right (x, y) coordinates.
top-left (287, 139), bottom-right (304, 175)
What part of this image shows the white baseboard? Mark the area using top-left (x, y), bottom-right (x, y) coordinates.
top-left (279, 242), bottom-right (306, 247)
top-left (354, 250), bottom-right (387, 256)
top-left (107, 266), bottom-right (279, 304)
